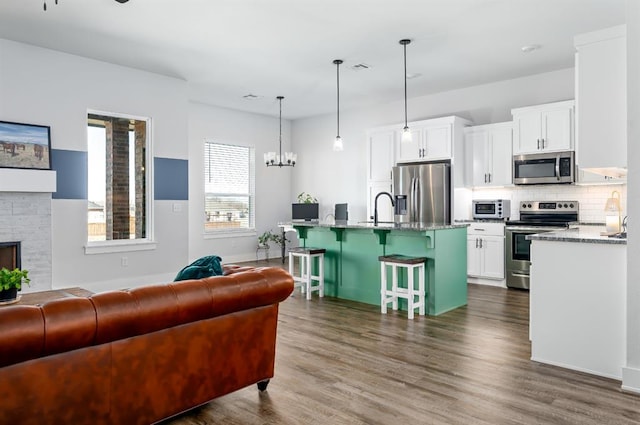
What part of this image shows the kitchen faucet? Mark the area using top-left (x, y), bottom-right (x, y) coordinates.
top-left (373, 191), bottom-right (395, 226)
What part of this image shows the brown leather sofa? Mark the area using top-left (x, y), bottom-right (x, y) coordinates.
top-left (0, 266), bottom-right (293, 425)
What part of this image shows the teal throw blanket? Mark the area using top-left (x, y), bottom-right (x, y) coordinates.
top-left (174, 255), bottom-right (223, 281)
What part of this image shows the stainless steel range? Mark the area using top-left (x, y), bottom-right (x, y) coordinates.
top-left (505, 201), bottom-right (578, 289)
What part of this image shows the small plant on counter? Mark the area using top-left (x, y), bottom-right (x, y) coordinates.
top-left (297, 192), bottom-right (318, 204)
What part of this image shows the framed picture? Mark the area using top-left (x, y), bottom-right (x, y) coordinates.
top-left (0, 120), bottom-right (51, 170)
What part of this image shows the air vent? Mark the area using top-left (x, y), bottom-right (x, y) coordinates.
top-left (242, 94), bottom-right (259, 100)
top-left (351, 63), bottom-right (371, 71)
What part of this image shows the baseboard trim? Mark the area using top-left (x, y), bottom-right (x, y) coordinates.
top-left (622, 367), bottom-right (640, 394)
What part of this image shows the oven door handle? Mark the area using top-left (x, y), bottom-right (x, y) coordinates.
top-left (510, 271), bottom-right (530, 277)
top-left (555, 155), bottom-right (561, 181)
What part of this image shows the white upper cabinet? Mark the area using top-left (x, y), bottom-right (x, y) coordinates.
top-left (574, 25), bottom-right (627, 176)
top-left (465, 122), bottom-right (513, 187)
top-left (396, 116), bottom-right (470, 164)
top-left (367, 129), bottom-right (396, 181)
top-left (511, 100), bottom-right (574, 155)
top-left (397, 123), bottom-right (451, 162)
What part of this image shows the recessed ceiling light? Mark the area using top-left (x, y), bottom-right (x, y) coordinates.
top-left (521, 44), bottom-right (542, 53)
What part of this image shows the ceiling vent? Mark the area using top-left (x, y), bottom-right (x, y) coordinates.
top-left (351, 63), bottom-right (371, 71)
top-left (242, 94), bottom-right (259, 100)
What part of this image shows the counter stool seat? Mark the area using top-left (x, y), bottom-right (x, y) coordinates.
top-left (289, 247), bottom-right (326, 300)
top-left (379, 254), bottom-right (427, 319)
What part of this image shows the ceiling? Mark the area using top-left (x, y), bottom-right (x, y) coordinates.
top-left (0, 0), bottom-right (626, 120)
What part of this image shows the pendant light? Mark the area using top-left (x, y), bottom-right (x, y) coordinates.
top-left (333, 59), bottom-right (344, 151)
top-left (264, 96), bottom-right (296, 167)
top-left (399, 39), bottom-right (412, 143)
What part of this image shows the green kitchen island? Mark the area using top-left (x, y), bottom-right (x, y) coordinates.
top-left (291, 222), bottom-right (468, 316)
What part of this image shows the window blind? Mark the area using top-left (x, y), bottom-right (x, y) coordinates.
top-left (204, 141), bottom-right (255, 231)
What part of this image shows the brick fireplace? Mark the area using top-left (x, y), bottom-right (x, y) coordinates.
top-left (0, 192), bottom-right (52, 292)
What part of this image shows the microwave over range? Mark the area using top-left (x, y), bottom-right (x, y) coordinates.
top-left (513, 151), bottom-right (574, 185)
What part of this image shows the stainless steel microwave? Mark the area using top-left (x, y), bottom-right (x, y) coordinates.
top-left (472, 199), bottom-right (511, 219)
top-left (513, 151), bottom-right (575, 185)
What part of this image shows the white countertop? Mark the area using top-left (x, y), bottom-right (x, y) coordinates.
top-left (527, 225), bottom-right (626, 245)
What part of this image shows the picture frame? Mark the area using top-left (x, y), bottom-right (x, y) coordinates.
top-left (0, 120), bottom-right (51, 170)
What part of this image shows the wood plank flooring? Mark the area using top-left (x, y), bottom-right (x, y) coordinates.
top-left (163, 259), bottom-right (640, 425)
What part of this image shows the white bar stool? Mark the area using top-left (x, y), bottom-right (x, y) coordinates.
top-left (288, 247), bottom-right (326, 300)
top-left (379, 254), bottom-right (427, 319)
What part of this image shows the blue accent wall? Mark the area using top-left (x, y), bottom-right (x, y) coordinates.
top-left (154, 157), bottom-right (188, 200)
top-left (50, 151), bottom-right (188, 201)
top-left (51, 149), bottom-right (87, 199)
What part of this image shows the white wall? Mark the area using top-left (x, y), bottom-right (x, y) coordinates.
top-left (624, 0), bottom-right (640, 393)
top-left (0, 39), bottom-right (189, 291)
top-left (291, 68), bottom-right (574, 221)
top-left (188, 102), bottom-right (293, 264)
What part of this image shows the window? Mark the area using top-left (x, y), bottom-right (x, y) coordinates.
top-left (87, 112), bottom-right (151, 244)
top-left (204, 141), bottom-right (255, 232)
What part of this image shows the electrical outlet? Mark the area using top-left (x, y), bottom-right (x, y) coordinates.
top-left (121, 256), bottom-right (128, 267)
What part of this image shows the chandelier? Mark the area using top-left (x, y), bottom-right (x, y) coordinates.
top-left (265, 96), bottom-right (296, 167)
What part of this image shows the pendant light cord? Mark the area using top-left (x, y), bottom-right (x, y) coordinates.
top-left (403, 42), bottom-right (408, 128)
top-left (276, 95), bottom-right (284, 164)
top-left (337, 60), bottom-right (340, 138)
top-left (333, 59), bottom-right (343, 139)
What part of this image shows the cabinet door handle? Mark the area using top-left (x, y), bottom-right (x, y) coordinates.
top-left (542, 138), bottom-right (545, 149)
top-left (479, 238), bottom-right (483, 248)
top-left (488, 173), bottom-right (491, 183)
top-left (475, 238), bottom-right (479, 248)
top-left (537, 139), bottom-right (540, 149)
top-left (484, 173), bottom-right (487, 183)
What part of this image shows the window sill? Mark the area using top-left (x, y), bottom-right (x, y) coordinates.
top-left (203, 229), bottom-right (257, 240)
top-left (84, 240), bottom-right (157, 255)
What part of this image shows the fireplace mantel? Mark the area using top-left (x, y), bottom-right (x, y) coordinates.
top-left (0, 169), bottom-right (56, 193)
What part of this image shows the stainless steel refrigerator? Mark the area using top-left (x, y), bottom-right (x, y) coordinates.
top-left (392, 161), bottom-right (451, 224)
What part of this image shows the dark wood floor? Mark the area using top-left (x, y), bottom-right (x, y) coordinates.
top-left (164, 259), bottom-right (640, 425)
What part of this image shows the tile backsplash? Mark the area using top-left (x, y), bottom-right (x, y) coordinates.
top-left (472, 183), bottom-right (627, 223)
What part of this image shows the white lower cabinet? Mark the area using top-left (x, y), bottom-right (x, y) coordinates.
top-left (467, 222), bottom-right (505, 286)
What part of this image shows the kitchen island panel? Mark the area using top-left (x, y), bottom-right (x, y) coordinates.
top-left (297, 226), bottom-right (341, 298)
top-left (294, 224), bottom-right (467, 316)
top-left (385, 227), bottom-right (467, 315)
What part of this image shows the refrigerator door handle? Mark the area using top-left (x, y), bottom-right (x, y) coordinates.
top-left (415, 177), bottom-right (421, 222)
top-left (411, 177), bottom-right (417, 221)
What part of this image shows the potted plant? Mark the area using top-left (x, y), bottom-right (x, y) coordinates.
top-left (257, 229), bottom-right (288, 248)
top-left (297, 192), bottom-right (317, 204)
top-left (0, 267), bottom-right (30, 303)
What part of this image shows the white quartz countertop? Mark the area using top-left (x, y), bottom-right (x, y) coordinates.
top-left (527, 225), bottom-right (627, 245)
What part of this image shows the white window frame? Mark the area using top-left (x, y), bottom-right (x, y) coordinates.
top-left (84, 109), bottom-right (155, 255)
top-left (203, 140), bottom-right (256, 236)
